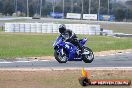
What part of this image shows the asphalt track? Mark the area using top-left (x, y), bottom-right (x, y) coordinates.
top-left (0, 52), bottom-right (132, 69)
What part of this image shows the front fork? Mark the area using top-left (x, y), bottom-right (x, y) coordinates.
top-left (55, 47), bottom-right (64, 57)
top-left (57, 48), bottom-right (64, 56)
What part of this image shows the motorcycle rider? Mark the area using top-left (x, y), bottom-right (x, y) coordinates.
top-left (58, 24), bottom-right (83, 54)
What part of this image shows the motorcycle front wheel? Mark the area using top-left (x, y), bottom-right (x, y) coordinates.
top-left (54, 50), bottom-right (67, 63)
top-left (82, 47), bottom-right (94, 63)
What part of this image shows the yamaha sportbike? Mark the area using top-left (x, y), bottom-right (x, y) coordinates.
top-left (53, 35), bottom-right (94, 63)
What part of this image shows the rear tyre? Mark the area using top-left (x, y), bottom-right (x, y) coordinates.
top-left (54, 50), bottom-right (67, 63)
top-left (82, 47), bottom-right (94, 63)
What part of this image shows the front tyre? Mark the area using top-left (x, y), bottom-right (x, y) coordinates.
top-left (54, 51), bottom-right (67, 63)
top-left (82, 47), bottom-right (94, 63)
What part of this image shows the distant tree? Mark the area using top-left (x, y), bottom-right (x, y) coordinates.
top-left (0, 0), bottom-right (132, 20)
top-left (111, 2), bottom-right (126, 21)
top-left (3, 0), bottom-right (14, 15)
top-left (125, 0), bottom-right (132, 6)
top-left (29, 0), bottom-right (40, 17)
top-left (41, 2), bottom-right (52, 16)
top-left (90, 0), bottom-right (98, 14)
top-left (0, 0), bottom-right (3, 13)
top-left (113, 8), bottom-right (125, 21)
top-left (29, 4), bottom-right (34, 17)
top-left (100, 0), bottom-right (108, 14)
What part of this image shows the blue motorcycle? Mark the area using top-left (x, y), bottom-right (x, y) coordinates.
top-left (53, 35), bottom-right (94, 63)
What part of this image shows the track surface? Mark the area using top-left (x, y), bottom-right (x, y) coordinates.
top-left (0, 53), bottom-right (132, 68)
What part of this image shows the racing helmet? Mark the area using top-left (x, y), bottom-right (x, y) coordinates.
top-left (59, 24), bottom-right (66, 34)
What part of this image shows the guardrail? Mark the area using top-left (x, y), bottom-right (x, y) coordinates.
top-left (4, 23), bottom-right (113, 35)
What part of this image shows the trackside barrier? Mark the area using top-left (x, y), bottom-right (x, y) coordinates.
top-left (4, 23), bottom-right (113, 35)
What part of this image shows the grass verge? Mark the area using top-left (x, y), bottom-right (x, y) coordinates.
top-left (0, 27), bottom-right (3, 32)
top-left (0, 70), bottom-right (131, 88)
top-left (100, 23), bottom-right (132, 34)
top-left (0, 33), bottom-right (132, 58)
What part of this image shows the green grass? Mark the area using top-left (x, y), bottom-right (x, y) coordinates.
top-left (0, 27), bottom-right (3, 32)
top-left (0, 29), bottom-right (2, 32)
top-left (0, 33), bottom-right (58, 58)
top-left (0, 33), bottom-right (132, 58)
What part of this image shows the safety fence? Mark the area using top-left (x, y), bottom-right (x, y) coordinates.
top-left (4, 23), bottom-right (113, 35)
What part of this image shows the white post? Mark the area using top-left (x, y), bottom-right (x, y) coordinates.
top-left (62, 0), bottom-right (65, 18)
top-left (40, 0), bottom-right (42, 17)
top-left (98, 0), bottom-right (100, 20)
top-left (81, 0), bottom-right (84, 20)
top-left (27, 0), bottom-right (29, 17)
top-left (15, 0), bottom-right (17, 13)
top-left (52, 0), bottom-right (55, 16)
top-left (71, 0), bottom-right (73, 12)
top-left (89, 0), bottom-right (91, 14)
top-left (108, 0), bottom-right (110, 14)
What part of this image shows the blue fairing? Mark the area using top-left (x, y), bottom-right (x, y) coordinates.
top-left (79, 38), bottom-right (88, 46)
top-left (53, 36), bottom-right (88, 61)
top-left (64, 42), bottom-right (77, 59)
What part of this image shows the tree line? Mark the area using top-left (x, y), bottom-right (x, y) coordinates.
top-left (0, 0), bottom-right (132, 21)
